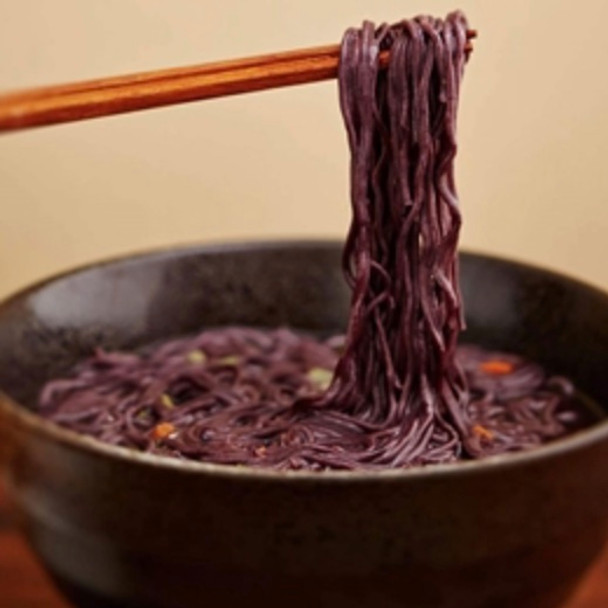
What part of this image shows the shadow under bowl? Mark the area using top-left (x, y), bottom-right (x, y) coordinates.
top-left (0, 241), bottom-right (607, 608)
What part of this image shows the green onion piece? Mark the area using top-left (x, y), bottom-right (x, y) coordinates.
top-left (307, 367), bottom-right (333, 391)
top-left (217, 355), bottom-right (240, 366)
top-left (186, 350), bottom-right (207, 364)
top-left (160, 393), bottom-right (175, 409)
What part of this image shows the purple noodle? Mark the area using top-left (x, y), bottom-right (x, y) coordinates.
top-left (38, 13), bottom-right (596, 470)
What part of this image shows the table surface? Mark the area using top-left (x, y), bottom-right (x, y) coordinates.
top-left (0, 485), bottom-right (606, 608)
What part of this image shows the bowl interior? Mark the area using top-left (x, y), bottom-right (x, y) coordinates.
top-left (0, 242), bottom-right (607, 419)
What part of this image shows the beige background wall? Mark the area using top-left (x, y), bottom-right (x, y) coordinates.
top-left (1, 0), bottom-right (607, 298)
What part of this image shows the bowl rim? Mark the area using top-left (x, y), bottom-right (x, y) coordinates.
top-left (1, 239), bottom-right (607, 483)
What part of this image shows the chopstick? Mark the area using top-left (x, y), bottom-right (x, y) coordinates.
top-left (0, 31), bottom-right (476, 133)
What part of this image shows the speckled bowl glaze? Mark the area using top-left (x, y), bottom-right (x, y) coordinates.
top-left (0, 242), bottom-right (607, 608)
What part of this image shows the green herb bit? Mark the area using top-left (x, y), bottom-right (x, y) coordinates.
top-left (160, 393), bottom-right (175, 409)
top-left (186, 349), bottom-right (207, 364)
top-left (307, 367), bottom-right (333, 391)
top-left (217, 355), bottom-right (240, 366)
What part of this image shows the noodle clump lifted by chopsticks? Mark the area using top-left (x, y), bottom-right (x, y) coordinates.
top-left (38, 13), bottom-right (592, 470)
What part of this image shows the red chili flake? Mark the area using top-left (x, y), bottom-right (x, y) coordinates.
top-left (479, 360), bottom-right (514, 375)
top-left (152, 422), bottom-right (176, 440)
top-left (472, 424), bottom-right (494, 441)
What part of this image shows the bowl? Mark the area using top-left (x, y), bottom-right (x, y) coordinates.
top-left (0, 241), bottom-right (606, 608)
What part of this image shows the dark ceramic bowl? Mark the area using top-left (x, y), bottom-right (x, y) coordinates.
top-left (0, 242), bottom-right (607, 608)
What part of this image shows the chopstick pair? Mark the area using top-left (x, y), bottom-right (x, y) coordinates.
top-left (0, 31), bottom-right (476, 133)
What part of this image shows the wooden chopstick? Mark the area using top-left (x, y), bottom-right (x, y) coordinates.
top-left (0, 32), bottom-right (475, 133)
